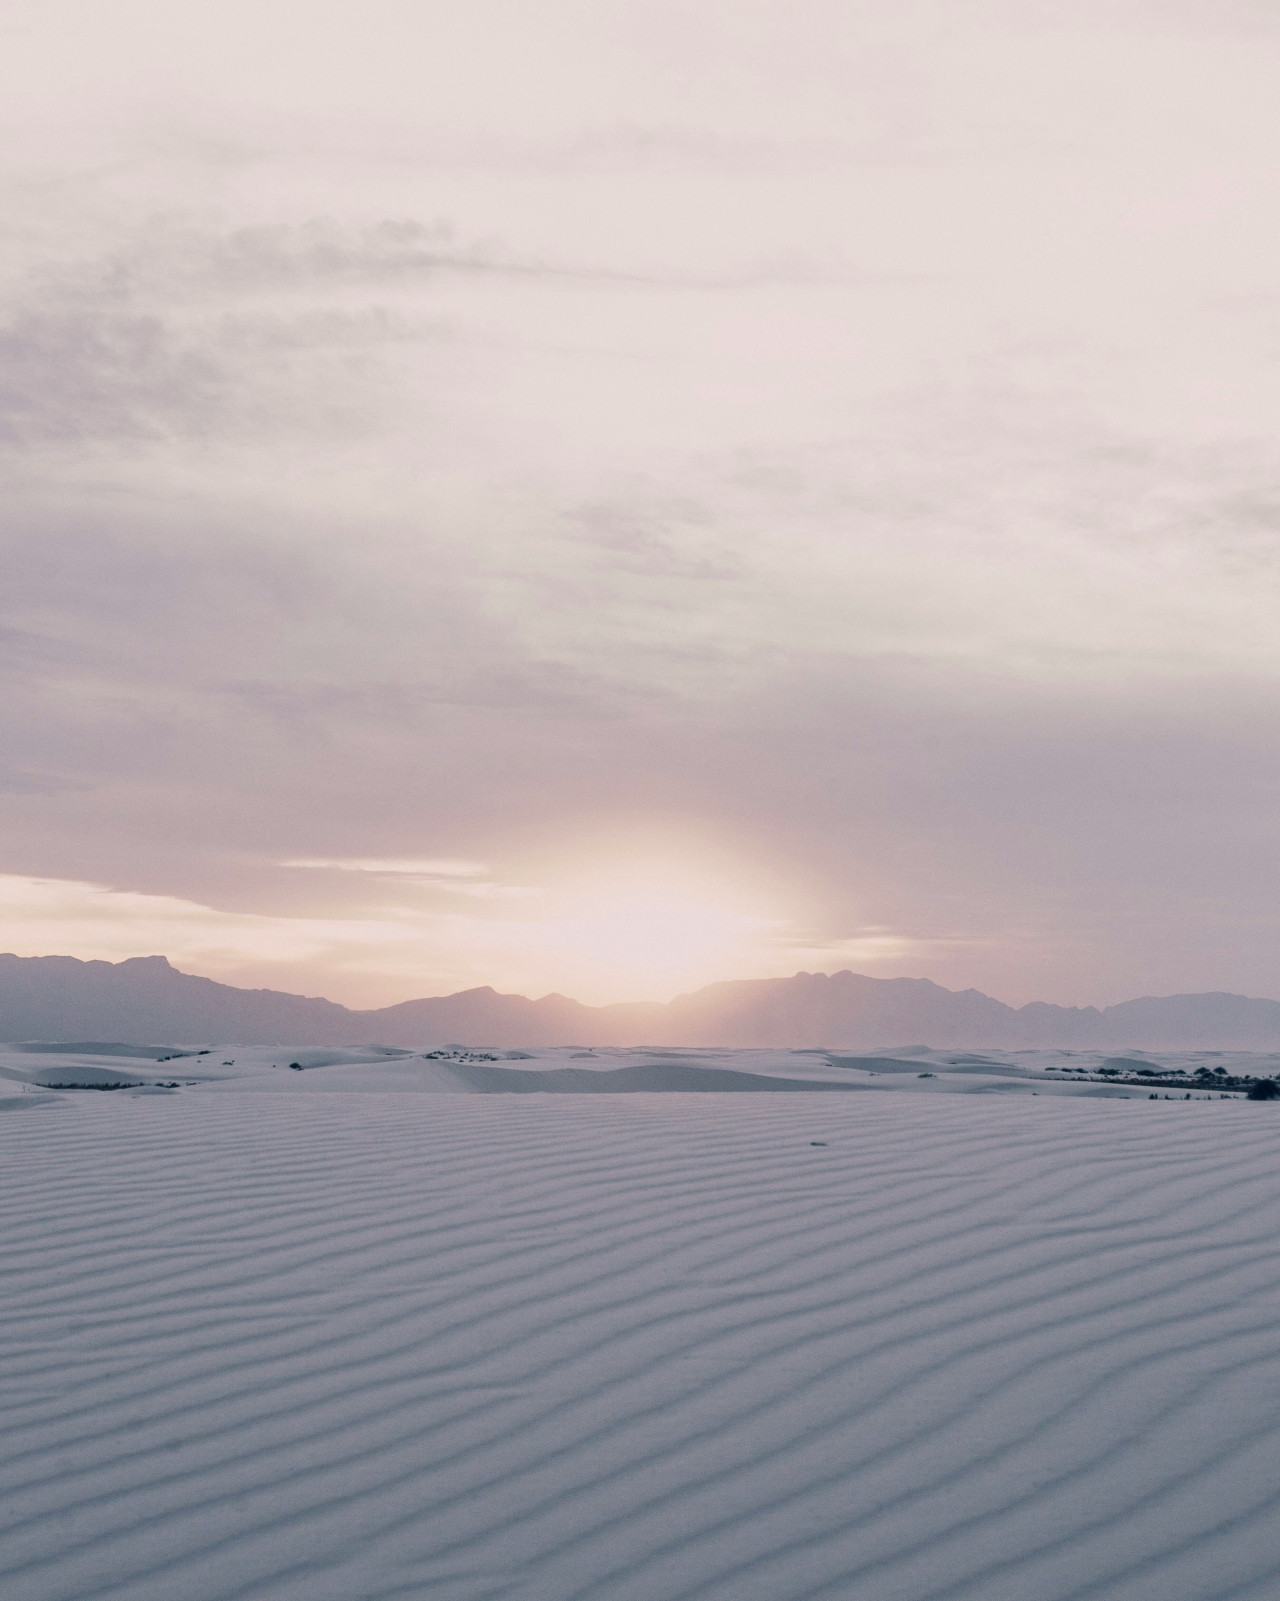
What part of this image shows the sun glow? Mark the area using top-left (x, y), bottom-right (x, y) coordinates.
top-left (0, 859), bottom-right (919, 1010)
top-left (538, 887), bottom-right (775, 1001)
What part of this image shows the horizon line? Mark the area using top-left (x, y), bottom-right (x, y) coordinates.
top-left (2, 950), bottom-right (1277, 1015)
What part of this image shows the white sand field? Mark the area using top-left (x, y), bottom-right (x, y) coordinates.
top-left (4, 1046), bottom-right (1280, 1600)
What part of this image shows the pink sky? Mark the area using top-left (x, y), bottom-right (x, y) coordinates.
top-left (3, 2), bottom-right (1280, 1007)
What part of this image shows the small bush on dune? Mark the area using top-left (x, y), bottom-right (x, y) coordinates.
top-left (1247, 1079), bottom-right (1279, 1101)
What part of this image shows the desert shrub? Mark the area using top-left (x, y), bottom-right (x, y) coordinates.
top-left (1247, 1079), bottom-right (1279, 1101)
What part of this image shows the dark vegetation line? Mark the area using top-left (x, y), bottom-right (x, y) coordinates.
top-left (1047, 1067), bottom-right (1279, 1100)
top-left (38, 1080), bottom-right (182, 1090)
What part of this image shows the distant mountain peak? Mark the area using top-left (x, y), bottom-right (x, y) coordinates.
top-left (3, 953), bottom-right (1280, 1050)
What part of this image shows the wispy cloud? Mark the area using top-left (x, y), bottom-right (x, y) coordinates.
top-left (280, 858), bottom-right (540, 899)
top-left (283, 857), bottom-right (489, 877)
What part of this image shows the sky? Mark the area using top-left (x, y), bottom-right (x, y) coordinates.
top-left (3, 0), bottom-right (1280, 1009)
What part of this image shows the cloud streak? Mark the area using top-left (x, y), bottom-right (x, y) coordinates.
top-left (281, 858), bottom-right (541, 898)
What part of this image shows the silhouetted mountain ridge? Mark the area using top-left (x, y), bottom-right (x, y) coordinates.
top-left (4, 952), bottom-right (1280, 1048)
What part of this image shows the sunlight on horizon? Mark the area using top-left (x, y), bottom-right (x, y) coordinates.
top-left (0, 867), bottom-right (914, 1009)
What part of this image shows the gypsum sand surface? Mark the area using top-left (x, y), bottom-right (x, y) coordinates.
top-left (4, 1073), bottom-right (1280, 1600)
top-left (4, 1041), bottom-right (1261, 1098)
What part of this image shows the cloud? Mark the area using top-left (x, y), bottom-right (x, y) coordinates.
top-left (4, 5), bottom-right (1280, 1012)
top-left (283, 857), bottom-right (490, 876)
top-left (281, 858), bottom-right (540, 898)
top-left (0, 217), bottom-right (461, 450)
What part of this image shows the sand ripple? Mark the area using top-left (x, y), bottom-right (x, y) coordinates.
top-left (3, 1093), bottom-right (1280, 1600)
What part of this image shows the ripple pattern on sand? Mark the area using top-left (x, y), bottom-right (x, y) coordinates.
top-left (3, 1093), bottom-right (1280, 1601)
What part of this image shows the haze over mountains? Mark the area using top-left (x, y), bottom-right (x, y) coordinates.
top-left (6, 953), bottom-right (1280, 1050)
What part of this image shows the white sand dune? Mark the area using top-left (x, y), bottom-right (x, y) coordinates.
top-left (3, 1058), bottom-right (1280, 1600)
top-left (440, 1059), bottom-right (876, 1093)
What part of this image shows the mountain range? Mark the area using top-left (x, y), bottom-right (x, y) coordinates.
top-left (5, 953), bottom-right (1280, 1050)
